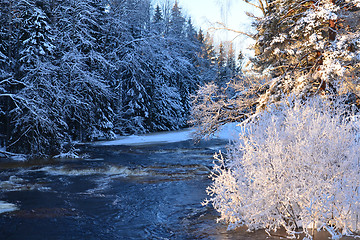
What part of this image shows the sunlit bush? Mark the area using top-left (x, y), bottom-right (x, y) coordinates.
top-left (204, 97), bottom-right (360, 239)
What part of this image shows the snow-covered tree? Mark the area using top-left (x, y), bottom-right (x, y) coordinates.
top-left (0, 0), bottom-right (215, 156)
top-left (116, 45), bottom-right (152, 134)
top-left (3, 0), bottom-right (68, 155)
top-left (252, 0), bottom-right (360, 110)
top-left (191, 2), bottom-right (360, 238)
top-left (0, 0), bottom-right (16, 147)
top-left (169, 1), bottom-right (185, 38)
top-left (216, 42), bottom-right (227, 88)
top-left (191, 0), bottom-right (360, 139)
top-left (226, 43), bottom-right (237, 79)
top-left (152, 4), bottom-right (165, 34)
top-left (205, 97), bottom-right (360, 239)
top-left (54, 0), bottom-right (114, 141)
top-left (196, 30), bottom-right (217, 83)
top-left (189, 77), bottom-right (261, 140)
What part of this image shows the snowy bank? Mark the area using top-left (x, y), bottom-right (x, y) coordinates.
top-left (213, 122), bottom-right (244, 141)
top-left (0, 148), bottom-right (27, 161)
top-left (93, 125), bottom-right (241, 146)
top-left (94, 128), bottom-right (195, 146)
top-left (0, 201), bottom-right (18, 214)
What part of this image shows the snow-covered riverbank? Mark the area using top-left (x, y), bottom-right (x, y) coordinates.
top-left (0, 201), bottom-right (18, 214)
top-left (93, 124), bottom-right (242, 146)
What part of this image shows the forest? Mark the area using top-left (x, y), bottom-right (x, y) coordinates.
top-left (2, 0), bottom-right (360, 238)
top-left (0, 0), bottom-right (241, 157)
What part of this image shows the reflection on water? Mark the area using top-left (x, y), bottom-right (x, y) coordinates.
top-left (0, 139), bottom-right (352, 239)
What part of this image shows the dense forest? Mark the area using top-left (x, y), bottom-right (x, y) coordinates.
top-left (0, 0), bottom-right (241, 157)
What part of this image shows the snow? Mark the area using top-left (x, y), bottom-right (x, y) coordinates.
top-left (94, 128), bottom-right (195, 146)
top-left (0, 201), bottom-right (18, 214)
top-left (94, 126), bottom-right (238, 146)
top-left (205, 97), bottom-right (360, 239)
top-left (214, 122), bottom-right (244, 141)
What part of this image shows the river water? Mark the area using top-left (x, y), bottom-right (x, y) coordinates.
top-left (0, 133), bottom-right (350, 239)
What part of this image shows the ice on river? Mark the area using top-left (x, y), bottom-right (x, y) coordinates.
top-left (0, 201), bottom-right (18, 214)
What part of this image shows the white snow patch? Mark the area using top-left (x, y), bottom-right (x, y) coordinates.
top-left (93, 126), bottom-right (241, 147)
top-left (0, 201), bottom-right (18, 214)
top-left (94, 128), bottom-right (195, 146)
top-left (214, 122), bottom-right (245, 141)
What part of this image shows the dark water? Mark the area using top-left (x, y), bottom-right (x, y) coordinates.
top-left (0, 138), bottom-right (351, 240)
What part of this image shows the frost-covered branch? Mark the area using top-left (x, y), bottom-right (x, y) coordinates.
top-left (205, 97), bottom-right (360, 239)
top-left (189, 77), bottom-right (266, 140)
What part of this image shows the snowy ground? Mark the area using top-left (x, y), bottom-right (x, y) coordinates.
top-left (0, 201), bottom-right (18, 214)
top-left (94, 123), bottom-right (242, 146)
top-left (94, 128), bottom-right (195, 146)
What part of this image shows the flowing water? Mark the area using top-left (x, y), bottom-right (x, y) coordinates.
top-left (0, 137), bottom-right (352, 239)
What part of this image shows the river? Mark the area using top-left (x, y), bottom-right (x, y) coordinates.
top-left (0, 130), bottom-right (350, 239)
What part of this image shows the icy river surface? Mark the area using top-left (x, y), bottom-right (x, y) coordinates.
top-left (0, 129), bottom-right (344, 239)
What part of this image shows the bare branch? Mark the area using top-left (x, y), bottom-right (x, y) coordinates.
top-left (208, 22), bottom-right (255, 39)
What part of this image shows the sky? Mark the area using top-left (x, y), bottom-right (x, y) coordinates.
top-left (152, 0), bottom-right (260, 56)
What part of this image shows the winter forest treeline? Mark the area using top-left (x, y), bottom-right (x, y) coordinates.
top-left (0, 0), bottom-right (241, 157)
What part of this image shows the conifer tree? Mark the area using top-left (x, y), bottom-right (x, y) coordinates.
top-left (252, 0), bottom-right (360, 109)
top-left (152, 4), bottom-right (164, 34)
top-left (192, 0), bottom-right (360, 140)
top-left (216, 42), bottom-right (228, 88)
top-left (227, 43), bottom-right (237, 79)
top-left (0, 0), bottom-right (216, 156)
top-left (54, 0), bottom-right (114, 141)
top-left (4, 0), bottom-right (67, 155)
top-left (169, 1), bottom-right (185, 38)
top-left (0, 0), bottom-right (18, 148)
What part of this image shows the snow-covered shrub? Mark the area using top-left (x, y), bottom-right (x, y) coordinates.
top-left (205, 97), bottom-right (360, 239)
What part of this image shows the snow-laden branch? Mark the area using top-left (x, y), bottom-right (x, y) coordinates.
top-left (189, 77), bottom-right (266, 140)
top-left (205, 97), bottom-right (360, 239)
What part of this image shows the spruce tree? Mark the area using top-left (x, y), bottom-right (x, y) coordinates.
top-left (252, 0), bottom-right (360, 109)
top-left (152, 4), bottom-right (164, 34)
top-left (169, 1), bottom-right (185, 38)
top-left (5, 0), bottom-right (66, 155)
top-left (54, 0), bottom-right (114, 141)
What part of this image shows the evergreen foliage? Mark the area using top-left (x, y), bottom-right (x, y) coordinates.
top-left (0, 0), bottom-right (213, 157)
top-left (192, 0), bottom-right (360, 139)
top-left (252, 0), bottom-right (360, 110)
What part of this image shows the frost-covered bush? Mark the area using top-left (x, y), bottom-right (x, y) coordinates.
top-left (205, 97), bottom-right (360, 239)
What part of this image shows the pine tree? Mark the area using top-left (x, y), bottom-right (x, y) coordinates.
top-left (227, 43), bottom-right (237, 79)
top-left (252, 0), bottom-right (360, 110)
top-left (0, 0), bottom-right (17, 148)
top-left (113, 0), bottom-right (154, 134)
top-left (0, 0), bottom-right (216, 155)
top-left (216, 42), bottom-right (228, 88)
top-left (169, 1), bottom-right (185, 38)
top-left (196, 30), bottom-right (217, 83)
top-left (236, 50), bottom-right (244, 76)
top-left (186, 17), bottom-right (197, 41)
top-left (4, 0), bottom-right (67, 155)
top-left (54, 0), bottom-right (114, 141)
top-left (152, 4), bottom-right (165, 34)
